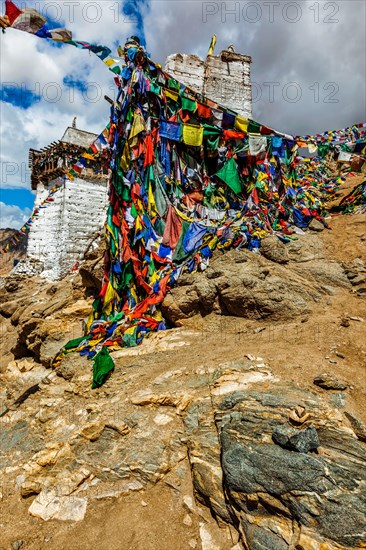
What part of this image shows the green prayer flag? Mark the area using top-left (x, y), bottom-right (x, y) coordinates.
top-left (341, 143), bottom-right (351, 152)
top-left (216, 157), bottom-right (243, 195)
top-left (154, 178), bottom-right (168, 217)
top-left (317, 143), bottom-right (330, 158)
top-left (131, 202), bottom-right (138, 218)
top-left (247, 120), bottom-right (261, 134)
top-left (154, 217), bottom-right (166, 235)
top-left (149, 80), bottom-right (160, 95)
top-left (206, 134), bottom-right (220, 150)
top-left (113, 164), bottom-right (125, 197)
top-left (122, 328), bottom-right (138, 347)
top-left (181, 96), bottom-right (197, 112)
top-left (173, 221), bottom-right (190, 263)
top-left (64, 335), bottom-right (89, 351)
top-left (118, 260), bottom-right (134, 291)
top-left (92, 347), bottom-right (114, 389)
top-left (168, 78), bottom-right (180, 90)
top-left (203, 124), bottom-right (222, 137)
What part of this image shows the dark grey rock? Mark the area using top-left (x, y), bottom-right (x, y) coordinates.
top-left (344, 411), bottom-right (366, 442)
top-left (351, 275), bottom-right (366, 286)
top-left (272, 424), bottom-right (320, 453)
top-left (222, 438), bottom-right (327, 496)
top-left (183, 400), bottom-right (232, 522)
top-left (187, 386), bottom-right (366, 548)
top-left (313, 373), bottom-right (348, 390)
top-left (0, 421), bottom-right (43, 468)
top-left (240, 518), bottom-right (289, 550)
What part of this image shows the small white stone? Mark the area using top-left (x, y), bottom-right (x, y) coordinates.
top-left (199, 523), bottom-right (220, 550)
top-left (183, 495), bottom-right (194, 512)
top-left (29, 488), bottom-right (87, 521)
top-left (183, 514), bottom-right (192, 526)
top-left (153, 413), bottom-right (173, 426)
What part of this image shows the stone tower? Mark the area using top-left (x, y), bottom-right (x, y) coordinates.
top-left (27, 126), bottom-right (109, 280)
top-left (165, 46), bottom-right (252, 118)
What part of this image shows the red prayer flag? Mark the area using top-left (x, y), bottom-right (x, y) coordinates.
top-left (5, 0), bottom-right (22, 25)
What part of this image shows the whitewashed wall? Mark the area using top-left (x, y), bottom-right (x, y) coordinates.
top-left (165, 53), bottom-right (205, 92)
top-left (165, 50), bottom-right (252, 118)
top-left (27, 176), bottom-right (108, 280)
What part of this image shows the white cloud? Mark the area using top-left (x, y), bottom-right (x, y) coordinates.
top-left (144, 0), bottom-right (365, 135)
top-left (0, 0), bottom-right (133, 190)
top-left (0, 202), bottom-right (32, 229)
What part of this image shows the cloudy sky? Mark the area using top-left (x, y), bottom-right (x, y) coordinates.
top-left (0, 0), bottom-right (365, 227)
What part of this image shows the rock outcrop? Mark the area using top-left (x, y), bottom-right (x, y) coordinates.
top-left (162, 234), bottom-right (349, 325)
top-left (1, 340), bottom-right (365, 549)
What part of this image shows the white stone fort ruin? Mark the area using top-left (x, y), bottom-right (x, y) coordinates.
top-left (25, 45), bottom-right (252, 280)
top-left (165, 46), bottom-right (252, 118)
top-left (26, 126), bottom-right (109, 280)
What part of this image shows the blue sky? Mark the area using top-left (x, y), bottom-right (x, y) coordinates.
top-left (0, 0), bottom-right (365, 228)
top-left (0, 188), bottom-right (35, 210)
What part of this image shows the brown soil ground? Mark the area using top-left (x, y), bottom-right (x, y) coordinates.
top-left (0, 174), bottom-right (365, 550)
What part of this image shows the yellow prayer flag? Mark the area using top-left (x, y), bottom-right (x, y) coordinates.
top-left (124, 326), bottom-right (137, 337)
top-left (148, 181), bottom-right (159, 218)
top-left (104, 57), bottom-right (120, 67)
top-left (208, 236), bottom-right (218, 250)
top-left (129, 109), bottom-right (146, 140)
top-left (257, 172), bottom-right (268, 181)
top-left (103, 281), bottom-right (119, 316)
top-left (151, 308), bottom-right (163, 322)
top-left (149, 271), bottom-right (159, 285)
top-left (174, 207), bottom-right (193, 223)
top-left (120, 142), bottom-right (131, 172)
top-left (208, 34), bottom-right (216, 56)
top-left (86, 310), bottom-right (96, 331)
top-left (130, 284), bottom-right (138, 304)
top-left (235, 116), bottom-right (248, 133)
top-left (135, 216), bottom-right (144, 233)
top-left (165, 89), bottom-right (179, 102)
top-left (182, 124), bottom-right (203, 147)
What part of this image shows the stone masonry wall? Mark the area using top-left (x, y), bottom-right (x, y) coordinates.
top-left (165, 50), bottom-right (252, 118)
top-left (27, 177), bottom-right (108, 280)
top-left (164, 53), bottom-right (205, 92)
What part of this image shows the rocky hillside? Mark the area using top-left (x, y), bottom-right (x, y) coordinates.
top-left (0, 175), bottom-right (365, 550)
top-left (0, 228), bottom-right (27, 276)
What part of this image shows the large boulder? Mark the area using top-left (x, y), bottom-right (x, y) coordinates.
top-left (163, 249), bottom-right (323, 324)
top-left (162, 235), bottom-right (349, 325)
